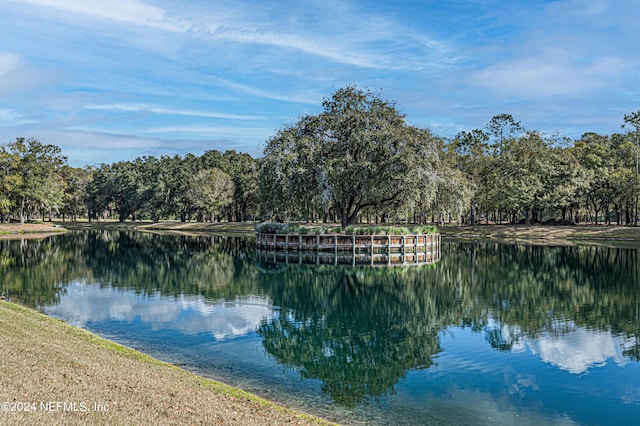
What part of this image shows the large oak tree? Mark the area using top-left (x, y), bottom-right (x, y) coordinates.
top-left (259, 86), bottom-right (438, 227)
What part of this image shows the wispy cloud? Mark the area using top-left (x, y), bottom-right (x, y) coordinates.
top-left (0, 108), bottom-right (36, 126)
top-left (85, 103), bottom-right (263, 120)
top-left (207, 77), bottom-right (319, 105)
top-left (10, 0), bottom-right (180, 31)
top-left (143, 125), bottom-right (273, 139)
top-left (0, 52), bottom-right (66, 96)
top-left (1, 0), bottom-right (639, 165)
top-left (471, 55), bottom-right (628, 98)
top-left (19, 128), bottom-right (263, 166)
top-left (10, 0), bottom-right (450, 72)
top-left (0, 52), bottom-right (22, 76)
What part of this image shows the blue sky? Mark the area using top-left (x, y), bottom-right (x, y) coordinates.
top-left (1, 0), bottom-right (638, 166)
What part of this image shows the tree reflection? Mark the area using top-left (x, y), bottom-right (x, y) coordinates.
top-left (0, 231), bottom-right (257, 307)
top-left (258, 267), bottom-right (443, 407)
top-left (256, 242), bottom-right (640, 405)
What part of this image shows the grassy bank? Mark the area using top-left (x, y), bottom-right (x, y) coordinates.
top-left (0, 223), bottom-right (66, 240)
top-left (439, 223), bottom-right (640, 247)
top-left (0, 301), bottom-right (335, 426)
top-left (56, 220), bottom-right (255, 236)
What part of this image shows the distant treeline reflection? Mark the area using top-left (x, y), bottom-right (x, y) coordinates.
top-left (1, 232), bottom-right (639, 406)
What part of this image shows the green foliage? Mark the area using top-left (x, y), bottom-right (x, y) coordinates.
top-left (254, 222), bottom-right (437, 236)
top-left (82, 150), bottom-right (258, 222)
top-left (186, 168), bottom-right (235, 220)
top-left (255, 222), bottom-right (290, 234)
top-left (410, 225), bottom-right (438, 234)
top-left (375, 226), bottom-right (387, 235)
top-left (259, 86), bottom-right (439, 227)
top-left (298, 227), bottom-right (310, 235)
top-left (395, 226), bottom-right (410, 235)
top-left (5, 107), bottom-right (640, 226)
top-left (0, 138), bottom-right (67, 223)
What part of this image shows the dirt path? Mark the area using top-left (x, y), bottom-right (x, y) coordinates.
top-left (0, 302), bottom-right (334, 426)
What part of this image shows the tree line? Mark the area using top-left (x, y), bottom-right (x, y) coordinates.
top-left (1, 86), bottom-right (639, 225)
top-left (0, 141), bottom-right (259, 223)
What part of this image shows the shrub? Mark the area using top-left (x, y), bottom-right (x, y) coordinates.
top-left (355, 226), bottom-right (369, 235)
top-left (255, 222), bottom-right (289, 234)
top-left (410, 225), bottom-right (438, 234)
top-left (394, 226), bottom-right (410, 235)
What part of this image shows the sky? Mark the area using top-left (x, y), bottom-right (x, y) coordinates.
top-left (1, 0), bottom-right (639, 167)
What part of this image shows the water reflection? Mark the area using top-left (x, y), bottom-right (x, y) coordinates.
top-left (256, 247), bottom-right (440, 267)
top-left (1, 232), bottom-right (640, 424)
top-left (256, 264), bottom-right (446, 407)
top-left (45, 283), bottom-right (273, 341)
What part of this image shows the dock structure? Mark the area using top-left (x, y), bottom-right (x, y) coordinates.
top-left (255, 232), bottom-right (440, 266)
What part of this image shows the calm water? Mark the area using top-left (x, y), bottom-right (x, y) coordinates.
top-left (1, 231), bottom-right (640, 425)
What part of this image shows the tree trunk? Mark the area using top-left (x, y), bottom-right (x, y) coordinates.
top-left (470, 202), bottom-right (476, 225)
top-left (20, 201), bottom-right (25, 224)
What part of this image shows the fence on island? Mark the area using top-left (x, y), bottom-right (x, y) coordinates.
top-left (255, 232), bottom-right (441, 267)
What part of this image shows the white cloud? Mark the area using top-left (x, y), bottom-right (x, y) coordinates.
top-left (11, 0), bottom-right (180, 31)
top-left (0, 53), bottom-right (22, 76)
top-left (8, 0), bottom-right (449, 72)
top-left (208, 77), bottom-right (321, 105)
top-left (8, 128), bottom-right (263, 166)
top-left (2, 0), bottom-right (639, 164)
top-left (0, 52), bottom-right (66, 96)
top-left (0, 108), bottom-right (35, 126)
top-left (85, 103), bottom-right (263, 120)
top-left (143, 125), bottom-right (273, 139)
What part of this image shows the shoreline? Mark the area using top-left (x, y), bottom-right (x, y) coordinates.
top-left (0, 223), bottom-right (67, 240)
top-left (2, 221), bottom-right (637, 247)
top-left (0, 300), bottom-right (335, 425)
top-left (438, 223), bottom-right (640, 248)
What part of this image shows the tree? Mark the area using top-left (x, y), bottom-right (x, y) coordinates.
top-left (1, 138), bottom-right (67, 223)
top-left (186, 168), bottom-right (234, 221)
top-left (450, 129), bottom-right (490, 224)
top-left (0, 147), bottom-right (20, 222)
top-left (540, 146), bottom-right (589, 222)
top-left (494, 131), bottom-right (549, 225)
top-left (623, 111), bottom-right (640, 224)
top-left (432, 165), bottom-right (473, 225)
top-left (259, 86), bottom-right (439, 227)
top-left (201, 150), bottom-right (259, 221)
top-left (486, 113), bottom-right (524, 153)
top-left (60, 166), bottom-right (91, 221)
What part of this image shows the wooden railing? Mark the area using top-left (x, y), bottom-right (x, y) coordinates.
top-left (256, 248), bottom-right (440, 267)
top-left (255, 232), bottom-right (440, 253)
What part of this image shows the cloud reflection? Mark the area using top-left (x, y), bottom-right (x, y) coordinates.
top-left (497, 321), bottom-right (629, 374)
top-left (44, 281), bottom-right (273, 341)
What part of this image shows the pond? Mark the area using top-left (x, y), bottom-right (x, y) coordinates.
top-left (1, 231), bottom-right (639, 425)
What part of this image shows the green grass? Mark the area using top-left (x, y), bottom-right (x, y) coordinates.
top-left (0, 301), bottom-right (335, 425)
